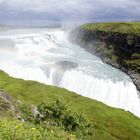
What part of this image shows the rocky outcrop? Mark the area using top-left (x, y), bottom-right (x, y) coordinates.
top-left (70, 27), bottom-right (140, 91)
top-left (70, 28), bottom-right (140, 52)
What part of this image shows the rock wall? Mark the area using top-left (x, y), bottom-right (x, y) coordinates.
top-left (71, 28), bottom-right (140, 52)
top-left (70, 27), bottom-right (140, 91)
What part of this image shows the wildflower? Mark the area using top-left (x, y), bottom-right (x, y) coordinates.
top-left (71, 134), bottom-right (75, 137)
top-left (15, 125), bottom-right (21, 129)
top-left (51, 130), bottom-right (54, 134)
top-left (31, 128), bottom-right (36, 131)
top-left (69, 134), bottom-right (75, 140)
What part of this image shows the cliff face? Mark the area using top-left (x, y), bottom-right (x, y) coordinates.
top-left (71, 28), bottom-right (140, 51)
top-left (70, 27), bottom-right (140, 91)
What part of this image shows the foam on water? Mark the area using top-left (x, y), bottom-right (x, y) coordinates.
top-left (0, 28), bottom-right (140, 117)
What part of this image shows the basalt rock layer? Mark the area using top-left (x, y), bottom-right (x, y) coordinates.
top-left (70, 23), bottom-right (140, 91)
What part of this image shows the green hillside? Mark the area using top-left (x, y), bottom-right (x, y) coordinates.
top-left (0, 70), bottom-right (140, 139)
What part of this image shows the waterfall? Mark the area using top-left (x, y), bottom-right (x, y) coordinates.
top-left (0, 28), bottom-right (140, 117)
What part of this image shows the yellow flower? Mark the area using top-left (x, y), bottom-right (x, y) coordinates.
top-left (70, 134), bottom-right (75, 138)
top-left (51, 130), bottom-right (54, 134)
top-left (15, 125), bottom-right (21, 129)
top-left (31, 128), bottom-right (36, 131)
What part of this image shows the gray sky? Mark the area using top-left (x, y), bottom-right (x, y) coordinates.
top-left (0, 0), bottom-right (140, 25)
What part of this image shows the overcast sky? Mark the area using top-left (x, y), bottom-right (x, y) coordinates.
top-left (0, 0), bottom-right (140, 25)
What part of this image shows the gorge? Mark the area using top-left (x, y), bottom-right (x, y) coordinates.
top-left (0, 27), bottom-right (140, 118)
top-left (70, 22), bottom-right (140, 91)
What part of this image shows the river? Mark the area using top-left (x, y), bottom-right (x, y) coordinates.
top-left (0, 28), bottom-right (140, 117)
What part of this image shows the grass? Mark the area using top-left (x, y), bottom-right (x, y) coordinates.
top-left (81, 22), bottom-right (140, 36)
top-left (0, 119), bottom-right (75, 140)
top-left (0, 70), bottom-right (140, 139)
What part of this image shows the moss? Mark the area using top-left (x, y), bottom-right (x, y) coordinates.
top-left (124, 59), bottom-right (140, 72)
top-left (96, 43), bottom-right (119, 63)
top-left (95, 42), bottom-right (140, 73)
top-left (132, 53), bottom-right (140, 60)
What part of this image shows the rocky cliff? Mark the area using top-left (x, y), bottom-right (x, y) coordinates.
top-left (70, 24), bottom-right (140, 91)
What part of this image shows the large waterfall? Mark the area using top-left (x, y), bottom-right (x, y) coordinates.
top-left (0, 28), bottom-right (140, 117)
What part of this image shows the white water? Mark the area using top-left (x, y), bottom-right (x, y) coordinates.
top-left (0, 28), bottom-right (140, 117)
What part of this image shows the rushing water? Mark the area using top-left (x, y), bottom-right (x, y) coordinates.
top-left (0, 28), bottom-right (140, 117)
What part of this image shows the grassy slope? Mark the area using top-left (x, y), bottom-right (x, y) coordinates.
top-left (81, 22), bottom-right (140, 36)
top-left (0, 71), bottom-right (140, 139)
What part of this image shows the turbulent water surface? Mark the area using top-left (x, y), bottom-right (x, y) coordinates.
top-left (0, 28), bottom-right (140, 117)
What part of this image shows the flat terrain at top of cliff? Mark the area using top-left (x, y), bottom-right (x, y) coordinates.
top-left (81, 22), bottom-right (140, 35)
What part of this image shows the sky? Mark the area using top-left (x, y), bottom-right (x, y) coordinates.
top-left (0, 0), bottom-right (140, 26)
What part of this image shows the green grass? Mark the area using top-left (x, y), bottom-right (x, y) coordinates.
top-left (0, 119), bottom-right (75, 140)
top-left (81, 22), bottom-right (140, 35)
top-left (0, 70), bottom-right (140, 139)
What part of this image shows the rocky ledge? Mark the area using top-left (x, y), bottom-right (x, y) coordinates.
top-left (69, 25), bottom-right (140, 92)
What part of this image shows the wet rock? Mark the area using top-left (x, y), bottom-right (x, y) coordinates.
top-left (55, 61), bottom-right (78, 70)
